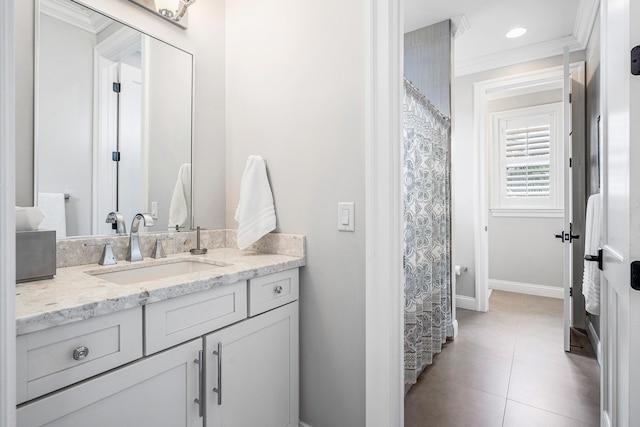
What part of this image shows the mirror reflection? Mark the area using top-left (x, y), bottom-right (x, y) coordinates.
top-left (36, 0), bottom-right (193, 238)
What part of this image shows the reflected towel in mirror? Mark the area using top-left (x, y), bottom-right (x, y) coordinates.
top-left (234, 155), bottom-right (276, 250)
top-left (168, 163), bottom-right (192, 229)
top-left (37, 193), bottom-right (67, 238)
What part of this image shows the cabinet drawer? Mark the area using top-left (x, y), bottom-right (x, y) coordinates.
top-left (248, 269), bottom-right (299, 316)
top-left (17, 339), bottom-right (202, 427)
top-left (145, 281), bottom-right (247, 355)
top-left (16, 307), bottom-right (142, 405)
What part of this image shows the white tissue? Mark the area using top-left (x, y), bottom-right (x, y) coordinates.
top-left (15, 207), bottom-right (46, 231)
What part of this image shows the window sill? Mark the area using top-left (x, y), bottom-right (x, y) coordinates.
top-left (490, 208), bottom-right (564, 218)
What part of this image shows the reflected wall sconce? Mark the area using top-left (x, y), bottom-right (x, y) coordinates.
top-left (129, 0), bottom-right (196, 29)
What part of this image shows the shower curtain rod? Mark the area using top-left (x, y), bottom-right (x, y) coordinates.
top-left (403, 78), bottom-right (451, 127)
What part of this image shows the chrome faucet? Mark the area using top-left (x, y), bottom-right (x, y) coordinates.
top-left (127, 213), bottom-right (154, 262)
top-left (106, 212), bottom-right (126, 235)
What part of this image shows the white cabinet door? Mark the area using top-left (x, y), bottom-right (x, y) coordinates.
top-left (17, 339), bottom-right (203, 427)
top-left (204, 301), bottom-right (299, 427)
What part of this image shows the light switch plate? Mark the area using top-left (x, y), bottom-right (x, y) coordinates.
top-left (337, 202), bottom-right (355, 232)
top-left (151, 201), bottom-right (158, 219)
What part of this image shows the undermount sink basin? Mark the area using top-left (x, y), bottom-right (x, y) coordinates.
top-left (90, 260), bottom-right (227, 285)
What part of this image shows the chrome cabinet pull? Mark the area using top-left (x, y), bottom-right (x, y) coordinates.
top-left (212, 342), bottom-right (222, 405)
top-left (194, 350), bottom-right (204, 417)
top-left (72, 346), bottom-right (89, 361)
top-left (274, 285), bottom-right (283, 294)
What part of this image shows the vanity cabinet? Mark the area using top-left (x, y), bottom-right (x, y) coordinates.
top-left (205, 300), bottom-right (299, 427)
top-left (16, 268), bottom-right (299, 427)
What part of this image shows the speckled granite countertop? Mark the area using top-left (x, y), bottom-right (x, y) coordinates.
top-left (16, 247), bottom-right (305, 336)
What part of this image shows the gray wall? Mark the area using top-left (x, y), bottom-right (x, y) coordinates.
top-left (225, 0), bottom-right (366, 426)
top-left (586, 10), bottom-right (601, 336)
top-left (453, 52), bottom-right (587, 298)
top-left (15, 0), bottom-right (226, 229)
top-left (404, 21), bottom-right (452, 117)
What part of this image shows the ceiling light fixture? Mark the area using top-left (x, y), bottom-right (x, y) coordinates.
top-left (506, 27), bottom-right (527, 39)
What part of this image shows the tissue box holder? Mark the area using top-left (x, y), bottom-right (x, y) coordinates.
top-left (16, 230), bottom-right (56, 283)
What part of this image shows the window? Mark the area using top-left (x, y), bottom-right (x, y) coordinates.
top-left (490, 103), bottom-right (563, 216)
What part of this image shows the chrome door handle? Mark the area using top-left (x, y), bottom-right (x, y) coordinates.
top-left (212, 342), bottom-right (222, 405)
top-left (194, 350), bottom-right (204, 417)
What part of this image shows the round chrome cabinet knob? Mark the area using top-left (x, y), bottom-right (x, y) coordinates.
top-left (73, 346), bottom-right (90, 361)
top-left (274, 285), bottom-right (283, 294)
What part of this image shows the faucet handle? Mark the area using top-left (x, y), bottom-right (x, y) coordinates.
top-left (84, 242), bottom-right (117, 266)
top-left (151, 238), bottom-right (174, 259)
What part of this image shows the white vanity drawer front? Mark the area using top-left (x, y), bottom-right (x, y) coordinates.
top-left (248, 269), bottom-right (299, 316)
top-left (16, 307), bottom-right (143, 405)
top-left (145, 281), bottom-right (247, 355)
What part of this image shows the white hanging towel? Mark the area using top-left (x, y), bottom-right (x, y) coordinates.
top-left (168, 163), bottom-right (192, 229)
top-left (38, 193), bottom-right (67, 238)
top-left (234, 155), bottom-right (276, 250)
top-left (582, 193), bottom-right (602, 315)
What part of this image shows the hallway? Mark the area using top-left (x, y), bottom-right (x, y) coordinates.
top-left (404, 291), bottom-right (600, 427)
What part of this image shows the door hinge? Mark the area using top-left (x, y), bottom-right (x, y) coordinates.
top-left (569, 158), bottom-right (572, 168)
top-left (112, 151), bottom-right (121, 162)
top-left (631, 261), bottom-right (640, 290)
top-left (631, 46), bottom-right (640, 75)
top-left (112, 82), bottom-right (121, 93)
top-left (570, 287), bottom-right (573, 297)
top-left (569, 93), bottom-right (572, 103)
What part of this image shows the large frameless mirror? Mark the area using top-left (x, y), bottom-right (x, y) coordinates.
top-left (35, 0), bottom-right (194, 238)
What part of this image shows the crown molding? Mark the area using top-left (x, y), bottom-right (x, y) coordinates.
top-left (40, 0), bottom-right (111, 35)
top-left (573, 0), bottom-right (599, 49)
top-left (455, 0), bottom-right (599, 77)
top-left (456, 35), bottom-right (582, 77)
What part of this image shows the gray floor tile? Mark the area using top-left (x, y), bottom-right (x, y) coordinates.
top-left (503, 400), bottom-right (599, 427)
top-left (405, 379), bottom-right (506, 427)
top-left (404, 291), bottom-right (600, 426)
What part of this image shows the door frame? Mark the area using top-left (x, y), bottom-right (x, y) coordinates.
top-left (364, 0), bottom-right (404, 426)
top-left (472, 62), bottom-right (585, 313)
top-left (0, 0), bottom-right (17, 425)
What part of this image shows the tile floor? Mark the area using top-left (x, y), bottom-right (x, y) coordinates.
top-left (404, 290), bottom-right (600, 427)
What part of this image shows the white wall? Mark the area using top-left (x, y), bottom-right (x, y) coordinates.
top-left (486, 90), bottom-right (564, 289)
top-left (488, 216), bottom-right (564, 286)
top-left (225, 1), bottom-right (366, 426)
top-left (37, 14), bottom-right (95, 236)
top-left (15, 0), bottom-right (226, 229)
top-left (453, 52), bottom-right (586, 298)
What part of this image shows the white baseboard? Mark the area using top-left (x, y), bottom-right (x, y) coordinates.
top-left (300, 422), bottom-right (313, 427)
top-left (489, 279), bottom-right (564, 299)
top-left (456, 295), bottom-right (476, 310)
top-left (587, 318), bottom-right (602, 366)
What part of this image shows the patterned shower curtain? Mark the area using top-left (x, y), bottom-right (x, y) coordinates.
top-left (403, 78), bottom-right (453, 388)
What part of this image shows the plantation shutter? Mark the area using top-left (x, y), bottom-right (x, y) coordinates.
top-left (503, 125), bottom-right (551, 197)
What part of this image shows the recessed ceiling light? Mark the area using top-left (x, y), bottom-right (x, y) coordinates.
top-left (506, 27), bottom-right (527, 38)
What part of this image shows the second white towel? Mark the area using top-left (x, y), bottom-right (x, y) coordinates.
top-left (582, 193), bottom-right (602, 315)
top-left (235, 155), bottom-right (276, 250)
